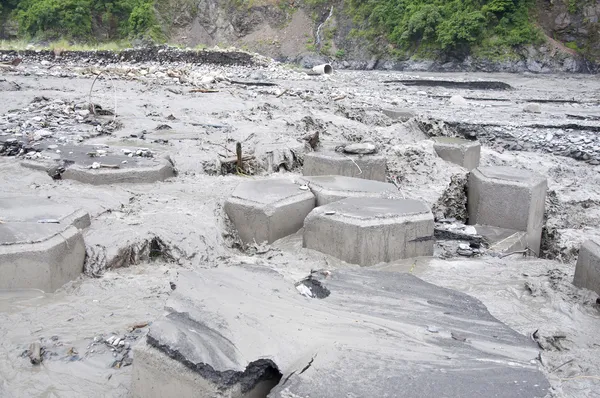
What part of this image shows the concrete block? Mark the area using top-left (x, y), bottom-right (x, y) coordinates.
top-left (303, 197), bottom-right (434, 266)
top-left (382, 108), bottom-right (416, 121)
top-left (0, 196), bottom-right (89, 291)
top-left (224, 179), bottom-right (315, 244)
top-left (573, 240), bottom-right (600, 295)
top-left (468, 166), bottom-right (547, 255)
top-left (20, 144), bottom-right (175, 185)
top-left (433, 137), bottom-right (481, 170)
top-left (303, 151), bottom-right (386, 181)
top-left (298, 175), bottom-right (398, 206)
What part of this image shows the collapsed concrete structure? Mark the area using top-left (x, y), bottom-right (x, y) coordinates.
top-left (0, 196), bottom-right (90, 291)
top-left (468, 166), bottom-right (547, 255)
top-left (303, 197), bottom-right (434, 266)
top-left (224, 179), bottom-right (315, 244)
top-left (573, 239), bottom-right (600, 295)
top-left (132, 266), bottom-right (550, 398)
top-left (302, 151), bottom-right (386, 181)
top-left (297, 175), bottom-right (398, 206)
top-left (433, 137), bottom-right (481, 170)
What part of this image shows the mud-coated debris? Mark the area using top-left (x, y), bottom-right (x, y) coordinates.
top-left (169, 281), bottom-right (176, 290)
top-left (155, 124), bottom-right (172, 130)
top-left (532, 329), bottom-right (568, 351)
top-left (427, 325), bottom-right (439, 333)
top-left (28, 342), bottom-right (43, 365)
top-left (525, 281), bottom-right (542, 296)
top-left (451, 331), bottom-right (467, 342)
top-left (343, 142), bottom-right (377, 154)
top-left (523, 103), bottom-right (542, 113)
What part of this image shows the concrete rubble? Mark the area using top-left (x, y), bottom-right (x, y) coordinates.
top-left (1, 48), bottom-right (600, 398)
top-left (133, 266), bottom-right (550, 398)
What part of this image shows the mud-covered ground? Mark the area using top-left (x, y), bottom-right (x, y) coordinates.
top-left (1, 54), bottom-right (600, 397)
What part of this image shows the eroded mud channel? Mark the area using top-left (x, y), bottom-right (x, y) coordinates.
top-left (1, 50), bottom-right (600, 397)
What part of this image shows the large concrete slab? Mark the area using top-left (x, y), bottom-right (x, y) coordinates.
top-left (298, 175), bottom-right (398, 206)
top-left (468, 166), bottom-right (547, 255)
top-left (573, 239), bottom-right (600, 295)
top-left (303, 197), bottom-right (434, 265)
top-left (303, 151), bottom-right (386, 181)
top-left (20, 144), bottom-right (175, 185)
top-left (0, 196), bottom-right (90, 291)
top-left (132, 266), bottom-right (550, 398)
top-left (433, 137), bottom-right (481, 170)
top-left (224, 179), bottom-right (315, 244)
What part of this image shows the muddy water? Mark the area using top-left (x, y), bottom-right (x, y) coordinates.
top-left (1, 64), bottom-right (600, 397)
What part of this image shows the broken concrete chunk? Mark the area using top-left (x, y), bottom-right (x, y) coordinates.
top-left (224, 179), bottom-right (315, 244)
top-left (433, 137), bottom-right (481, 170)
top-left (297, 175), bottom-right (398, 206)
top-left (468, 166), bottom-right (547, 255)
top-left (133, 266), bottom-right (549, 398)
top-left (573, 239), bottom-right (600, 295)
top-left (303, 197), bottom-right (434, 266)
top-left (303, 151), bottom-right (386, 181)
top-left (381, 108), bottom-right (416, 121)
top-left (449, 95), bottom-right (468, 106)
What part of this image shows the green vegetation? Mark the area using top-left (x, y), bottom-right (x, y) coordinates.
top-left (345, 0), bottom-right (541, 57)
top-left (0, 0), bottom-right (163, 42)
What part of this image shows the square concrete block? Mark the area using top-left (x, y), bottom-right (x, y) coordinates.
top-left (382, 108), bottom-right (416, 121)
top-left (433, 137), bottom-right (481, 170)
top-left (298, 175), bottom-right (398, 206)
top-left (303, 197), bottom-right (434, 266)
top-left (573, 240), bottom-right (600, 296)
top-left (224, 179), bottom-right (315, 244)
top-left (303, 151), bottom-right (386, 181)
top-left (467, 166), bottom-right (547, 255)
top-left (0, 196), bottom-right (90, 292)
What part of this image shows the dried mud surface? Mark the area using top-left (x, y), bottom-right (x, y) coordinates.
top-left (1, 55), bottom-right (600, 397)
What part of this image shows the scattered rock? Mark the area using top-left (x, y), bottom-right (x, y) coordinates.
top-left (523, 103), bottom-right (542, 113)
top-left (343, 142), bottom-right (377, 155)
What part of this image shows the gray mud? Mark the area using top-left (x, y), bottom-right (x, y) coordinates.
top-left (1, 55), bottom-right (600, 397)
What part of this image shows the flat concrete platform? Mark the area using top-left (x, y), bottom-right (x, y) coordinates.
top-left (303, 197), bottom-right (434, 265)
top-left (573, 239), bottom-right (600, 295)
top-left (303, 150), bottom-right (386, 181)
top-left (20, 144), bottom-right (175, 185)
top-left (468, 166), bottom-right (547, 255)
top-left (132, 266), bottom-right (550, 398)
top-left (298, 175), bottom-right (398, 206)
top-left (224, 179), bottom-right (315, 244)
top-left (0, 196), bottom-right (90, 291)
top-left (433, 137), bottom-right (481, 170)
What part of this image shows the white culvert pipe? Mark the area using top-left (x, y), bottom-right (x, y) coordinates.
top-left (312, 64), bottom-right (333, 75)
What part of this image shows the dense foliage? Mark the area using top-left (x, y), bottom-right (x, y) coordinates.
top-left (346, 0), bottom-right (541, 55)
top-left (0, 0), bottom-right (162, 41)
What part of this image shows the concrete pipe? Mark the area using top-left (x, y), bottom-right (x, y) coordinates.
top-left (312, 64), bottom-right (333, 75)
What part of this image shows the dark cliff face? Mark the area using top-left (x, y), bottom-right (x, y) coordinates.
top-left (535, 0), bottom-right (600, 62)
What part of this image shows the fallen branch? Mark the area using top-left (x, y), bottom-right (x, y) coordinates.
top-left (229, 80), bottom-right (277, 87)
top-left (276, 89), bottom-right (288, 98)
top-left (499, 247), bottom-right (538, 258)
top-left (190, 88), bottom-right (219, 93)
top-left (88, 72), bottom-right (103, 116)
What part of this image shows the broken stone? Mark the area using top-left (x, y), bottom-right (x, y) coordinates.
top-left (523, 103), bottom-right (542, 113)
top-left (303, 197), bottom-right (434, 266)
top-left (449, 95), bottom-right (468, 106)
top-left (342, 142), bottom-right (377, 155)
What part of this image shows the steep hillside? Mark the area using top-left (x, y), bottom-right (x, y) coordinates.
top-left (1, 0), bottom-right (598, 72)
